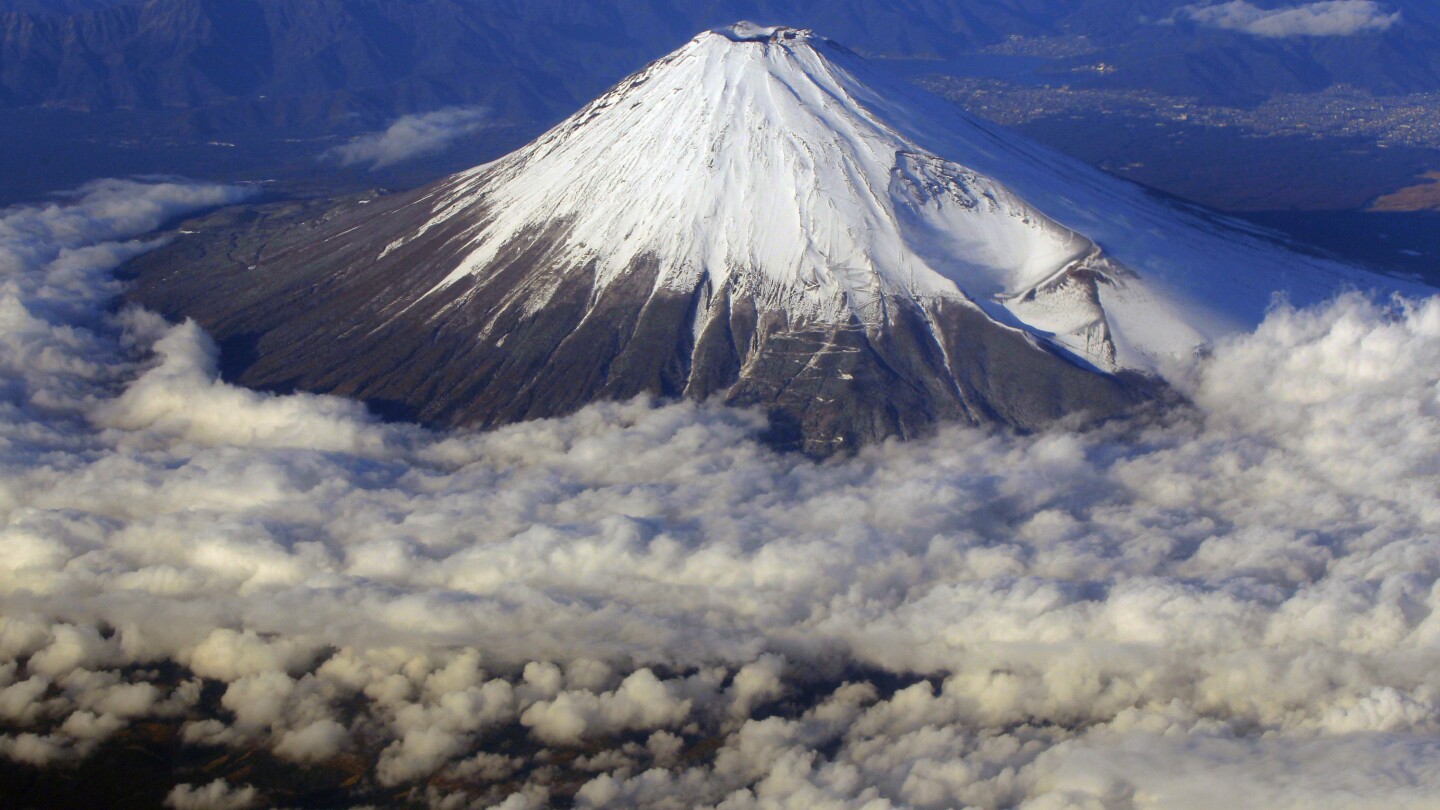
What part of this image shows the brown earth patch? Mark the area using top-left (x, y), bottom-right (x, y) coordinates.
top-left (1370, 171), bottom-right (1440, 212)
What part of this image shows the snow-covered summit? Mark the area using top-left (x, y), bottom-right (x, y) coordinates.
top-left (397, 22), bottom-right (1412, 374)
top-left (710, 22), bottom-right (812, 42)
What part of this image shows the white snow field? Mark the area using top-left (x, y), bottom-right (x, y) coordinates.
top-left (397, 23), bottom-right (1415, 374)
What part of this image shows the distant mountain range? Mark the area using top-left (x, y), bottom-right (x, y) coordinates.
top-left (0, 0), bottom-right (124, 12)
top-left (4, 0), bottom-right (1439, 129)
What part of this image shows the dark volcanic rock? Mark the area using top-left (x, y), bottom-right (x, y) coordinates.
top-left (123, 190), bottom-right (1155, 456)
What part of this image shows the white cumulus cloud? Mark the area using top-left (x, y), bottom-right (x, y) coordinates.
top-left (328, 106), bottom-right (491, 169)
top-left (1, 180), bottom-right (1440, 806)
top-left (1176, 0), bottom-right (1402, 37)
top-left (165, 780), bottom-right (259, 810)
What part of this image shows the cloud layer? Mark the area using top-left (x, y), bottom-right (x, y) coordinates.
top-left (328, 107), bottom-right (492, 169)
top-left (1, 181), bottom-right (1440, 807)
top-left (1177, 1), bottom-right (1402, 37)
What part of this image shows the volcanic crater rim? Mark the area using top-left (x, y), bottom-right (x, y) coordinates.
top-left (710, 22), bottom-right (813, 43)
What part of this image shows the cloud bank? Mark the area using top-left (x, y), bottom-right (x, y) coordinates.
top-left (2, 181), bottom-right (1440, 807)
top-left (328, 107), bottom-right (491, 170)
top-left (1176, 1), bottom-right (1402, 37)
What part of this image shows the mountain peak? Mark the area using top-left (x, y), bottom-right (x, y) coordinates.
top-left (127, 25), bottom-right (1413, 455)
top-left (413, 23), bottom-right (1144, 370)
top-left (708, 22), bottom-right (815, 43)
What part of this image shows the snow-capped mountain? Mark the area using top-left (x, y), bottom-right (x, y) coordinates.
top-left (127, 23), bottom-right (1415, 453)
top-left (411, 22), bottom-right (1148, 371)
